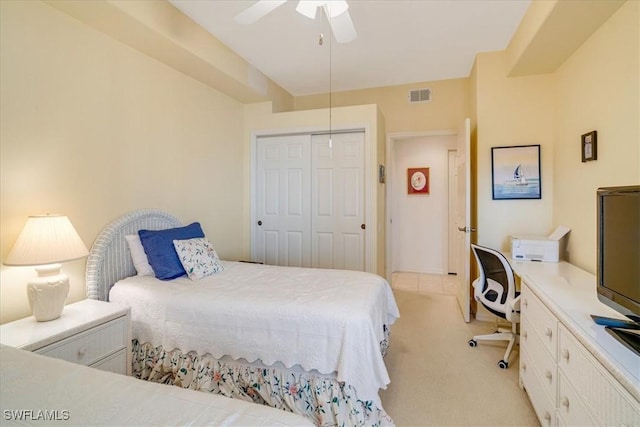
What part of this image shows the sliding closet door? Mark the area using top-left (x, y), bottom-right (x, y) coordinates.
top-left (255, 134), bottom-right (312, 267)
top-left (311, 132), bottom-right (365, 271)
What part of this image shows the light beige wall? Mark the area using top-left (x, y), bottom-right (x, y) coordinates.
top-left (552, 0), bottom-right (640, 273)
top-left (474, 51), bottom-right (555, 251)
top-left (242, 102), bottom-right (386, 275)
top-left (45, 0), bottom-right (294, 111)
top-left (295, 78), bottom-right (469, 134)
top-left (0, 1), bottom-right (246, 323)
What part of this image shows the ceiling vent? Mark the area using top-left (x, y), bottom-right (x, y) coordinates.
top-left (408, 88), bottom-right (432, 103)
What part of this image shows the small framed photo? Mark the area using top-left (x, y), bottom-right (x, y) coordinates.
top-left (581, 131), bottom-right (597, 162)
top-left (407, 167), bottom-right (429, 195)
top-left (378, 164), bottom-right (385, 183)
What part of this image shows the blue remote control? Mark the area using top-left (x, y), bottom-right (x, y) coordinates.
top-left (591, 315), bottom-right (640, 330)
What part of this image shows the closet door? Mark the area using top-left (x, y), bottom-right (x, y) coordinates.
top-left (311, 132), bottom-right (365, 271)
top-left (255, 134), bottom-right (312, 267)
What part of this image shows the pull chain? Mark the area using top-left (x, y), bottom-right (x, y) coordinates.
top-left (319, 6), bottom-right (332, 149)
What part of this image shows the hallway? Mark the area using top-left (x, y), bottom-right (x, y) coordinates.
top-left (391, 272), bottom-right (458, 296)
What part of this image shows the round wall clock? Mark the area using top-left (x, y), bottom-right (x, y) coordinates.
top-left (411, 171), bottom-right (426, 191)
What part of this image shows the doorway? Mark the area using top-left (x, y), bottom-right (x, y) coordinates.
top-left (386, 132), bottom-right (457, 277)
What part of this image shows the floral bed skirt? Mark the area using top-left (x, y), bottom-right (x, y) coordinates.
top-left (131, 326), bottom-right (393, 427)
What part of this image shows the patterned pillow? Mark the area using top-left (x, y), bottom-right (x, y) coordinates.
top-left (172, 237), bottom-right (224, 280)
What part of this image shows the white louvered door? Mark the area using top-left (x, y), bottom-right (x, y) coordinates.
top-left (254, 132), bottom-right (365, 271)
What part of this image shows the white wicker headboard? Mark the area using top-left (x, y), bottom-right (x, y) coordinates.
top-left (85, 209), bottom-right (182, 301)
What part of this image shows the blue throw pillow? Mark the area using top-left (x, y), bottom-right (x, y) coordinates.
top-left (138, 222), bottom-right (205, 280)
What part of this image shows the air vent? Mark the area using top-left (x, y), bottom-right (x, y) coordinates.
top-left (408, 88), bottom-right (432, 103)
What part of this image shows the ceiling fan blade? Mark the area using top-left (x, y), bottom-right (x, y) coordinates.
top-left (322, 0), bottom-right (348, 18)
top-left (235, 0), bottom-right (287, 25)
top-left (328, 10), bottom-right (357, 43)
top-left (296, 0), bottom-right (322, 19)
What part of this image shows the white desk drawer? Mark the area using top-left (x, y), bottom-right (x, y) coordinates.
top-left (521, 317), bottom-right (557, 401)
top-left (557, 370), bottom-right (598, 427)
top-left (521, 348), bottom-right (556, 427)
top-left (558, 324), bottom-right (640, 426)
top-left (522, 283), bottom-right (557, 360)
top-left (35, 316), bottom-right (127, 367)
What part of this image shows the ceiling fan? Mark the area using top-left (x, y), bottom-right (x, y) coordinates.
top-left (235, 0), bottom-right (357, 43)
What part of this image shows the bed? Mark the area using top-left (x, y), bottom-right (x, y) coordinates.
top-left (85, 209), bottom-right (399, 426)
top-left (0, 344), bottom-right (313, 426)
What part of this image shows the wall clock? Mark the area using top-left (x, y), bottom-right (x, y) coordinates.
top-left (407, 167), bottom-right (430, 194)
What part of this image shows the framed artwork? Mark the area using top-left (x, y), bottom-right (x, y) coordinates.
top-left (407, 167), bottom-right (429, 194)
top-left (491, 145), bottom-right (541, 200)
top-left (581, 131), bottom-right (597, 162)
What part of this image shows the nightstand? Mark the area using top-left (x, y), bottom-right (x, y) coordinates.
top-left (0, 299), bottom-right (131, 375)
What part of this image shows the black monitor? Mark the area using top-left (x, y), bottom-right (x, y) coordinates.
top-left (595, 186), bottom-right (640, 356)
top-left (597, 185), bottom-right (640, 319)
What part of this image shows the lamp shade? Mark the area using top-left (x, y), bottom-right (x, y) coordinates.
top-left (5, 214), bottom-right (89, 266)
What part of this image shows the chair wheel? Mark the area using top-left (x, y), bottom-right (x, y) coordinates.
top-left (498, 360), bottom-right (508, 369)
top-left (468, 339), bottom-right (477, 347)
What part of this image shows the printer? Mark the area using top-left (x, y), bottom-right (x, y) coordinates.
top-left (511, 225), bottom-right (570, 263)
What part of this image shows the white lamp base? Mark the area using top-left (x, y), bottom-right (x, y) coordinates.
top-left (27, 264), bottom-right (69, 322)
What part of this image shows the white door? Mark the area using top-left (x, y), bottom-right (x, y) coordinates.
top-left (456, 118), bottom-right (472, 322)
top-left (311, 132), bottom-right (365, 271)
top-left (448, 150), bottom-right (458, 274)
top-left (255, 134), bottom-right (312, 267)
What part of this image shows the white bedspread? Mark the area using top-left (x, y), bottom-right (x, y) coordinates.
top-left (109, 261), bottom-right (399, 407)
top-left (0, 344), bottom-right (312, 426)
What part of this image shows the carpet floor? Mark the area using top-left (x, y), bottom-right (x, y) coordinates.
top-left (380, 289), bottom-right (540, 426)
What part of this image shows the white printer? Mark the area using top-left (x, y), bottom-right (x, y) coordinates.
top-left (511, 225), bottom-right (570, 263)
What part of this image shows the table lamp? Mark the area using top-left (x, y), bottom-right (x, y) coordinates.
top-left (4, 214), bottom-right (89, 321)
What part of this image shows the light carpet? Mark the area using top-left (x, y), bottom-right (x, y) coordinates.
top-left (380, 290), bottom-right (539, 426)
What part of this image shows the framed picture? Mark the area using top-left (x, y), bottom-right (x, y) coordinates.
top-left (407, 167), bottom-right (429, 194)
top-left (581, 131), bottom-right (597, 162)
top-left (491, 145), bottom-right (541, 200)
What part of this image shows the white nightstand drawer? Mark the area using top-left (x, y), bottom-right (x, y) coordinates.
top-left (91, 348), bottom-right (127, 374)
top-left (35, 316), bottom-right (127, 366)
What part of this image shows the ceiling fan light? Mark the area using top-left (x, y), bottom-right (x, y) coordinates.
top-left (296, 1), bottom-right (321, 19)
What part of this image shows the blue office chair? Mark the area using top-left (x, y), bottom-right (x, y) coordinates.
top-left (467, 244), bottom-right (521, 369)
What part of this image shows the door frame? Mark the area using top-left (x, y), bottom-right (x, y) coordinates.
top-left (250, 125), bottom-right (374, 273)
top-left (385, 130), bottom-right (457, 282)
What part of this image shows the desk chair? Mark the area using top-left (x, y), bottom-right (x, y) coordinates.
top-left (468, 244), bottom-right (521, 369)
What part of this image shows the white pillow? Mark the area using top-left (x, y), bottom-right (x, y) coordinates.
top-left (172, 237), bottom-right (224, 281)
top-left (125, 234), bottom-right (154, 276)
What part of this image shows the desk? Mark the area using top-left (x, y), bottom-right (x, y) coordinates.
top-left (509, 258), bottom-right (639, 426)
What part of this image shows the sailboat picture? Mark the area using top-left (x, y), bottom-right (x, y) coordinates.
top-left (507, 164), bottom-right (528, 186)
top-left (491, 145), bottom-right (541, 200)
